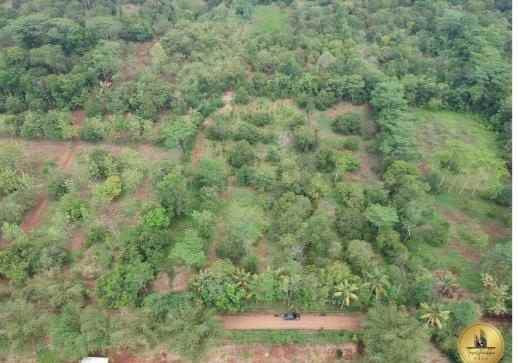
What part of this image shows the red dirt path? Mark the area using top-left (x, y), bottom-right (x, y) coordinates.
top-left (219, 313), bottom-right (364, 331)
top-left (20, 195), bottom-right (49, 233)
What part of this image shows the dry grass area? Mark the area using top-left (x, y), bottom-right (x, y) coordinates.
top-left (109, 343), bottom-right (359, 363)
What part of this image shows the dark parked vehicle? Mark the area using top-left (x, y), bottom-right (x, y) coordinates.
top-left (281, 312), bottom-right (301, 320)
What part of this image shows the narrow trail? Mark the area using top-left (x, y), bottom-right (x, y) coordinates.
top-left (20, 195), bottom-right (49, 233)
top-left (219, 313), bottom-right (364, 331)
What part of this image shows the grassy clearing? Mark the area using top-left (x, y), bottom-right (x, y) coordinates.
top-left (252, 5), bottom-right (290, 35)
top-left (414, 109), bottom-right (508, 196)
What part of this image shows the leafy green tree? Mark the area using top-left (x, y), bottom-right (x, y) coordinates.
top-left (163, 119), bottom-right (197, 154)
top-left (191, 210), bottom-right (215, 240)
top-left (157, 168), bottom-right (192, 218)
top-left (482, 273), bottom-right (510, 316)
top-left (142, 207), bottom-right (170, 230)
top-left (95, 175), bottom-right (123, 201)
top-left (335, 206), bottom-right (367, 241)
top-left (363, 304), bottom-right (428, 363)
top-left (365, 204), bottom-right (399, 230)
top-left (363, 269), bottom-right (391, 302)
top-left (49, 304), bottom-right (88, 361)
top-left (293, 126), bottom-right (318, 152)
top-left (193, 158), bottom-right (227, 192)
top-left (96, 261), bottom-right (154, 308)
top-left (332, 112), bottom-right (362, 135)
top-left (419, 303), bottom-right (450, 330)
top-left (171, 229), bottom-right (207, 269)
top-left (228, 141), bottom-right (256, 168)
top-left (164, 301), bottom-right (220, 362)
top-left (192, 261), bottom-right (253, 312)
top-left (0, 299), bottom-right (49, 357)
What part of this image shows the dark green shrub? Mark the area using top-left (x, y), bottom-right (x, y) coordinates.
top-left (316, 147), bottom-right (336, 172)
top-left (342, 136), bottom-right (361, 151)
top-left (332, 113), bottom-right (362, 135)
top-left (86, 225), bottom-right (111, 247)
top-left (228, 141), bottom-right (256, 168)
top-left (293, 126), bottom-right (318, 152)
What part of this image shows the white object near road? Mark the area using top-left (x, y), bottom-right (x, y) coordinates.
top-left (80, 358), bottom-right (109, 363)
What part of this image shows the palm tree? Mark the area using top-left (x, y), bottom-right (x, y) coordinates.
top-left (363, 269), bottom-right (390, 301)
top-left (436, 271), bottom-right (460, 298)
top-left (333, 280), bottom-right (359, 309)
top-left (419, 303), bottom-right (450, 329)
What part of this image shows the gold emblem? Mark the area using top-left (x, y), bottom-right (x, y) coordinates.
top-left (457, 322), bottom-right (504, 363)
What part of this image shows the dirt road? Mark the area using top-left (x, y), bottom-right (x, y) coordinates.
top-left (219, 313), bottom-right (364, 331)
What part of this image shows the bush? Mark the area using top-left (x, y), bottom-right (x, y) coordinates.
top-left (191, 210), bottom-right (215, 240)
top-left (336, 153), bottom-right (360, 173)
top-left (228, 141), bottom-right (256, 168)
top-left (86, 225), bottom-right (110, 247)
top-left (342, 136), bottom-right (361, 151)
top-left (87, 149), bottom-right (122, 181)
top-left (60, 195), bottom-right (88, 223)
top-left (95, 175), bottom-right (123, 201)
top-left (246, 112), bottom-right (272, 127)
top-left (80, 118), bottom-right (105, 142)
top-left (170, 229), bottom-right (207, 268)
top-left (194, 158), bottom-right (227, 191)
top-left (346, 240), bottom-right (377, 275)
top-left (293, 126), bottom-right (318, 152)
top-left (217, 237), bottom-right (247, 265)
top-left (142, 207), bottom-right (170, 230)
top-left (206, 116), bottom-right (230, 141)
top-left (316, 147), bottom-right (336, 172)
top-left (48, 173), bottom-right (69, 200)
top-left (332, 113), bottom-right (362, 135)
top-left (234, 122), bottom-right (262, 144)
top-left (96, 261), bottom-right (154, 308)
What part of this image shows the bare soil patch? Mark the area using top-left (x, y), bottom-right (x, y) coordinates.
top-left (346, 146), bottom-right (380, 183)
top-left (111, 349), bottom-right (181, 363)
top-left (110, 343), bottom-right (359, 363)
top-left (171, 267), bottom-right (192, 292)
top-left (69, 230), bottom-right (86, 251)
top-left (422, 343), bottom-right (451, 363)
top-left (325, 103), bottom-right (368, 119)
top-left (72, 109), bottom-right (86, 129)
top-left (121, 41), bottom-right (154, 81)
top-left (20, 195), bottom-right (48, 233)
top-left (219, 313), bottom-right (364, 331)
top-left (152, 271), bottom-right (173, 294)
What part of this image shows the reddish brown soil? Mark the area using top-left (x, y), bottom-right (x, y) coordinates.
top-left (110, 343), bottom-right (360, 363)
top-left (449, 239), bottom-right (481, 262)
top-left (191, 133), bottom-right (208, 167)
top-left (207, 343), bottom-right (360, 363)
top-left (110, 349), bottom-right (181, 363)
top-left (135, 179), bottom-right (152, 201)
top-left (72, 110), bottom-right (86, 128)
top-left (219, 313), bottom-right (364, 331)
top-left (20, 195), bottom-right (49, 233)
top-left (440, 208), bottom-right (510, 243)
top-left (121, 41), bottom-right (154, 81)
top-left (69, 230), bottom-right (86, 251)
top-left (151, 271), bottom-right (173, 294)
top-left (347, 147), bottom-right (380, 183)
top-left (170, 267), bottom-right (192, 292)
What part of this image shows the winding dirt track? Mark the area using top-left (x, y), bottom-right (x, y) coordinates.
top-left (219, 313), bottom-right (364, 331)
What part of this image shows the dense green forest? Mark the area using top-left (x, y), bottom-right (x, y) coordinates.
top-left (0, 0), bottom-right (512, 362)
